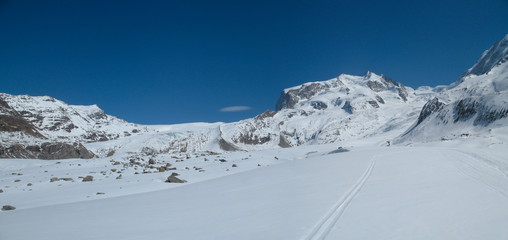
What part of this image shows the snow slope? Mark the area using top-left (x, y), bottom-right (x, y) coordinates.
top-left (396, 34), bottom-right (508, 143)
top-left (1, 34), bottom-right (508, 240)
top-left (0, 93), bottom-right (147, 143)
top-left (1, 139), bottom-right (507, 240)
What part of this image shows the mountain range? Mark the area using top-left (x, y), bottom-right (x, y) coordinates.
top-left (1, 34), bottom-right (507, 160)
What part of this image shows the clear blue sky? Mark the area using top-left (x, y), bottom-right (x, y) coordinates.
top-left (1, 0), bottom-right (507, 124)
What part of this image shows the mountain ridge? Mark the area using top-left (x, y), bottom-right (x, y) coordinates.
top-left (1, 34), bottom-right (507, 159)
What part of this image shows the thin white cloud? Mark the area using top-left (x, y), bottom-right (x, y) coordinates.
top-left (219, 106), bottom-right (252, 112)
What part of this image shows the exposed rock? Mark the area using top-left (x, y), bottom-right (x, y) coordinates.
top-left (236, 132), bottom-right (271, 145)
top-left (276, 80), bottom-right (341, 110)
top-left (278, 134), bottom-right (292, 148)
top-left (254, 110), bottom-right (277, 120)
top-left (166, 173), bottom-right (186, 183)
top-left (417, 98), bottom-right (445, 125)
top-left (328, 147), bottom-right (350, 154)
top-left (333, 97), bottom-right (342, 106)
top-left (106, 150), bottom-right (116, 157)
top-left (367, 80), bottom-right (386, 92)
top-left (50, 177), bottom-right (59, 182)
top-left (0, 142), bottom-right (95, 159)
top-left (310, 101), bottom-right (328, 110)
top-left (375, 95), bottom-right (385, 104)
top-left (82, 175), bottom-right (93, 182)
top-left (0, 98), bottom-right (45, 138)
top-left (364, 72), bottom-right (408, 101)
top-left (2, 205), bottom-right (15, 211)
top-left (367, 100), bottom-right (380, 108)
top-left (218, 138), bottom-right (241, 151)
top-left (342, 101), bottom-right (353, 114)
top-left (454, 99), bottom-right (478, 123)
top-left (232, 164), bottom-right (237, 167)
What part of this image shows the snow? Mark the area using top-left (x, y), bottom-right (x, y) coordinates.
top-left (1, 33), bottom-right (507, 240)
top-left (1, 138), bottom-right (508, 239)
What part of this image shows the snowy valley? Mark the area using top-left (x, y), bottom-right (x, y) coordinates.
top-left (0, 35), bottom-right (507, 239)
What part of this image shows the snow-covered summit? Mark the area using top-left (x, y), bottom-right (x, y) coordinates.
top-left (276, 71), bottom-right (411, 111)
top-left (463, 34), bottom-right (508, 77)
top-left (0, 93), bottom-right (147, 142)
top-left (2, 35), bottom-right (508, 159)
top-left (396, 34), bottom-right (508, 143)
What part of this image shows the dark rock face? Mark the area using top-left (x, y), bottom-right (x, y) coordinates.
top-left (375, 95), bottom-right (385, 104)
top-left (474, 107), bottom-right (508, 126)
top-left (452, 98), bottom-right (508, 126)
top-left (342, 101), bottom-right (353, 114)
top-left (333, 97), bottom-right (342, 106)
top-left (454, 99), bottom-right (478, 123)
top-left (367, 100), bottom-right (380, 108)
top-left (365, 72), bottom-right (408, 101)
top-left (276, 80), bottom-right (341, 110)
top-left (236, 132), bottom-right (271, 145)
top-left (367, 81), bottom-right (386, 92)
top-left (410, 96), bottom-right (508, 132)
top-left (218, 138), bottom-right (241, 151)
top-left (0, 98), bottom-right (45, 138)
top-left (417, 98), bottom-right (445, 125)
top-left (310, 101), bottom-right (328, 110)
top-left (0, 142), bottom-right (94, 159)
top-left (254, 110), bottom-right (277, 120)
top-left (278, 134), bottom-right (292, 148)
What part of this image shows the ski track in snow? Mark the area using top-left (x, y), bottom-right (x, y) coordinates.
top-left (304, 156), bottom-right (377, 240)
top-left (446, 150), bottom-right (508, 199)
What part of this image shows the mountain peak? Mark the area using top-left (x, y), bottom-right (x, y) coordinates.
top-left (463, 34), bottom-right (508, 77)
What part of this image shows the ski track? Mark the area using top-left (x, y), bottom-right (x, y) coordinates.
top-left (304, 156), bottom-right (377, 240)
top-left (446, 150), bottom-right (508, 199)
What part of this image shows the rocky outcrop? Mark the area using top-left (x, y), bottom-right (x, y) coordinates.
top-left (276, 79), bottom-right (342, 110)
top-left (342, 101), bottom-right (353, 114)
top-left (218, 138), bottom-right (241, 151)
top-left (0, 142), bottom-right (94, 159)
top-left (166, 173), bottom-right (186, 183)
top-left (0, 98), bottom-right (45, 138)
top-left (416, 98), bottom-right (445, 125)
top-left (278, 135), bottom-right (292, 148)
top-left (367, 100), bottom-right (380, 109)
top-left (310, 101), bottom-right (327, 110)
top-left (365, 72), bottom-right (408, 101)
top-left (0, 93), bottom-right (145, 143)
top-left (254, 110), bottom-right (277, 120)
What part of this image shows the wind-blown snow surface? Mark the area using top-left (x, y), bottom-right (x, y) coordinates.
top-left (1, 130), bottom-right (508, 240)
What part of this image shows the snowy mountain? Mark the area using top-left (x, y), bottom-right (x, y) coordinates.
top-left (220, 71), bottom-right (430, 151)
top-left (2, 35), bottom-right (508, 240)
top-left (1, 35), bottom-right (508, 159)
top-left (396, 34), bottom-right (508, 143)
top-left (0, 93), bottom-right (147, 142)
top-left (0, 94), bottom-right (148, 158)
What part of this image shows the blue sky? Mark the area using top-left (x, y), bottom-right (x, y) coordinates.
top-left (1, 0), bottom-right (507, 124)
